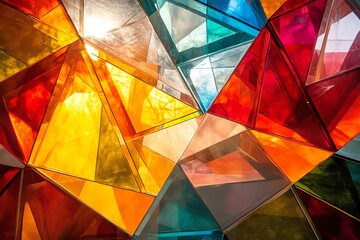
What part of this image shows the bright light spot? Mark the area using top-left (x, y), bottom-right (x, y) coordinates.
top-left (84, 16), bottom-right (114, 38)
top-left (85, 44), bottom-right (99, 61)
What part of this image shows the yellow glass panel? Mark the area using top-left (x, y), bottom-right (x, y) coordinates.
top-left (260, 0), bottom-right (287, 18)
top-left (37, 168), bottom-right (154, 234)
top-left (22, 203), bottom-right (41, 240)
top-left (0, 50), bottom-right (27, 81)
top-left (104, 62), bottom-right (198, 133)
top-left (127, 142), bottom-right (159, 194)
top-left (0, 3), bottom-right (77, 67)
top-left (30, 76), bottom-right (102, 180)
top-left (252, 130), bottom-right (333, 182)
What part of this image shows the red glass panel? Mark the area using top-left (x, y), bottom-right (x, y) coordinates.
top-left (18, 169), bottom-right (130, 239)
top-left (209, 29), bottom-right (270, 127)
top-left (256, 39), bottom-right (333, 149)
top-left (297, 189), bottom-right (360, 239)
top-left (270, 0), bottom-right (326, 82)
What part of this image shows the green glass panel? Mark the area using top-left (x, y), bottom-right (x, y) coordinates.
top-left (95, 108), bottom-right (139, 191)
top-left (296, 155), bottom-right (360, 219)
top-left (225, 189), bottom-right (316, 240)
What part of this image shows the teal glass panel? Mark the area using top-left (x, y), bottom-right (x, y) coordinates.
top-left (198, 0), bottom-right (267, 29)
top-left (336, 135), bottom-right (360, 162)
top-left (139, 0), bottom-right (259, 111)
top-left (134, 165), bottom-right (223, 239)
top-left (296, 155), bottom-right (360, 219)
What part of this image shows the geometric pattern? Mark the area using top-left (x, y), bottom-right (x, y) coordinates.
top-left (0, 0), bottom-right (359, 239)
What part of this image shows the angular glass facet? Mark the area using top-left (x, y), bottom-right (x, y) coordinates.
top-left (296, 155), bottom-right (360, 219)
top-left (297, 188), bottom-right (360, 239)
top-left (135, 165), bottom-right (223, 238)
top-left (225, 189), bottom-right (317, 240)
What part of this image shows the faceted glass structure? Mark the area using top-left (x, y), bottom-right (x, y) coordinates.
top-left (0, 0), bottom-right (359, 239)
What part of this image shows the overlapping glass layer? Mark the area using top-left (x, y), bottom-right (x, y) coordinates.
top-left (0, 0), bottom-right (359, 239)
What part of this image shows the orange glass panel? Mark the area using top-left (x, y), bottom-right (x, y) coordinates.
top-left (40, 5), bottom-right (78, 37)
top-left (252, 130), bottom-right (334, 182)
top-left (128, 140), bottom-right (175, 194)
top-left (260, 0), bottom-right (287, 18)
top-left (22, 203), bottom-right (41, 240)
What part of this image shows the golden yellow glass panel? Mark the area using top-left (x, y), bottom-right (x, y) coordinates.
top-left (252, 130), bottom-right (333, 182)
top-left (0, 50), bottom-right (27, 82)
top-left (30, 75), bottom-right (102, 180)
top-left (102, 61), bottom-right (198, 133)
top-left (37, 168), bottom-right (154, 235)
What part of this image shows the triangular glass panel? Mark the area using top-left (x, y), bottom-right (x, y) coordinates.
top-left (307, 0), bottom-right (360, 84)
top-left (256, 38), bottom-right (334, 150)
top-left (0, 46), bottom-right (68, 163)
top-left (270, 0), bottom-right (326, 83)
top-left (180, 43), bottom-right (251, 111)
top-left (336, 134), bottom-right (360, 162)
top-left (297, 188), bottom-right (360, 239)
top-left (181, 114), bottom-right (247, 160)
top-left (252, 130), bottom-right (333, 183)
top-left (0, 2), bottom-right (77, 75)
top-left (0, 169), bottom-right (21, 239)
top-left (197, 0), bottom-right (266, 29)
top-left (0, 146), bottom-right (25, 168)
top-left (296, 155), bottom-right (360, 219)
top-left (306, 67), bottom-right (360, 149)
top-left (225, 189), bottom-right (317, 239)
top-left (28, 41), bottom-right (140, 191)
top-left (209, 29), bottom-right (270, 127)
top-left (3, 55), bottom-right (64, 161)
top-left (260, 0), bottom-right (287, 19)
top-left (132, 116), bottom-right (202, 163)
top-left (90, 51), bottom-right (199, 137)
top-left (18, 168), bottom-right (131, 239)
top-left (0, 165), bottom-right (21, 193)
top-left (134, 165), bottom-right (223, 238)
top-left (37, 168), bottom-right (155, 234)
top-left (270, 0), bottom-right (313, 19)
